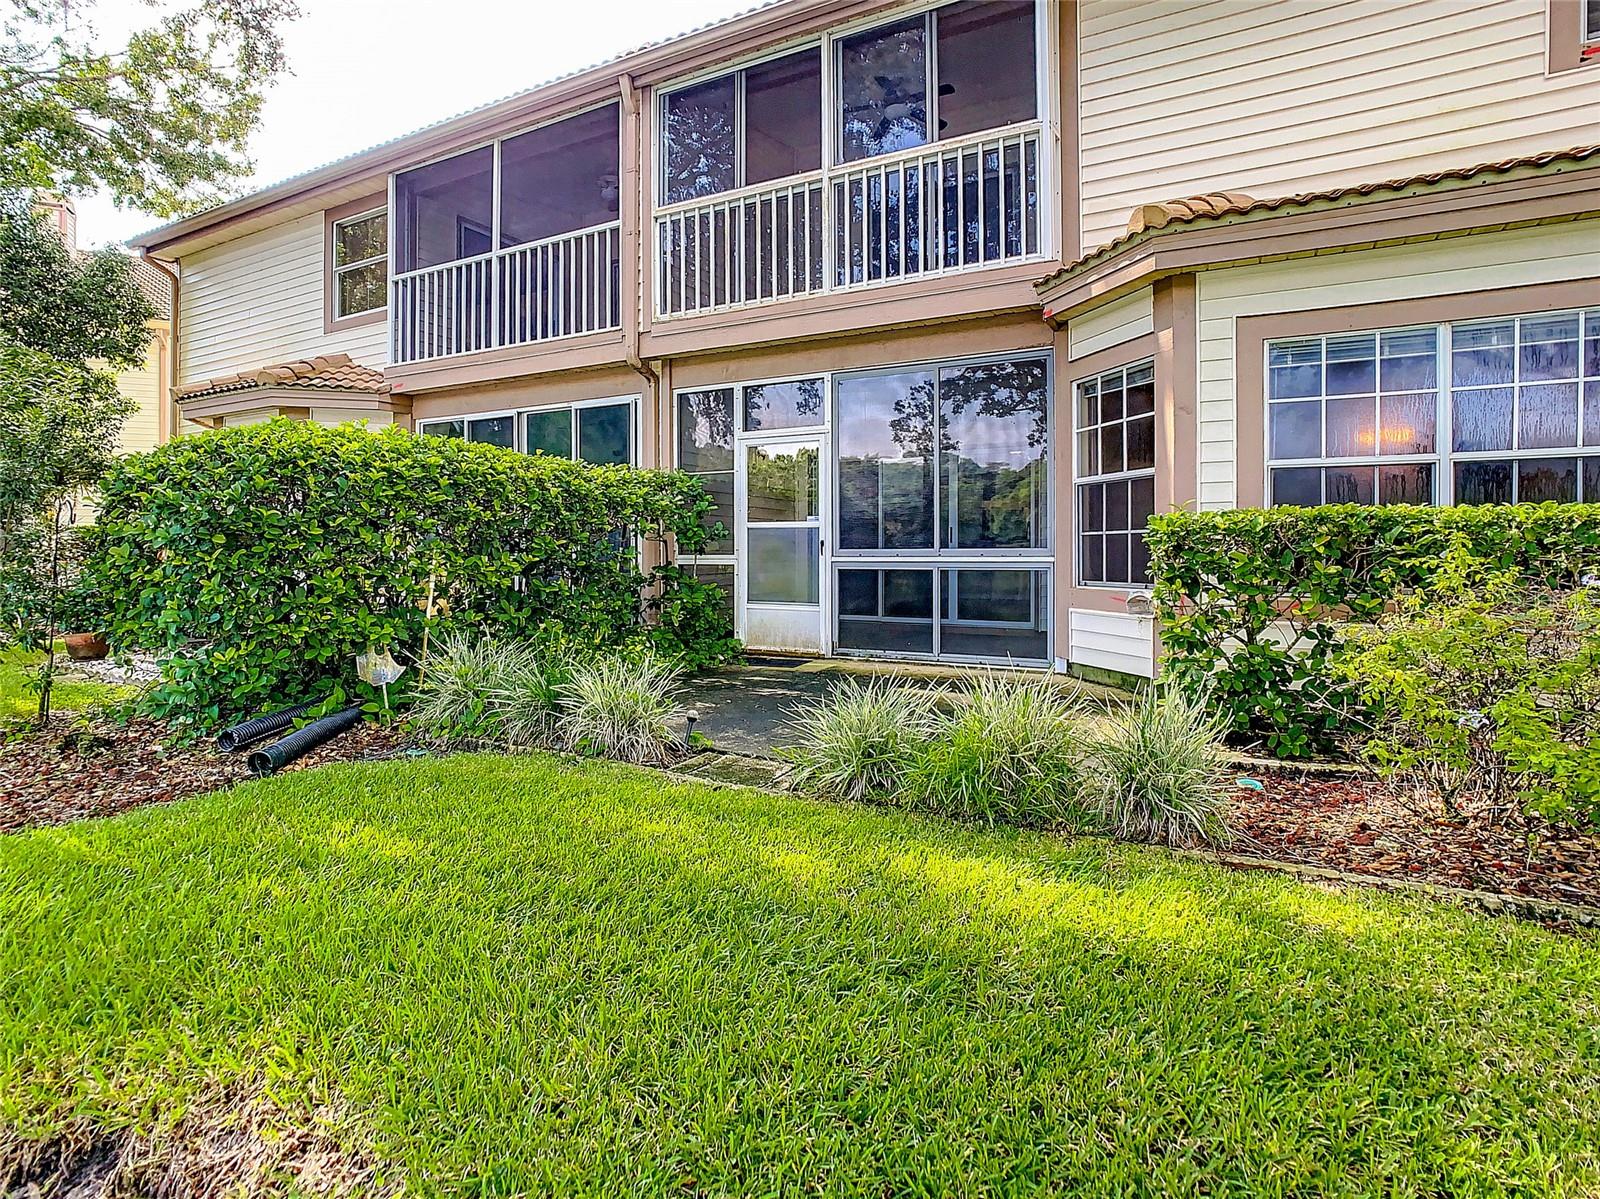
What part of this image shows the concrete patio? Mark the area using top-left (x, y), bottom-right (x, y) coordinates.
top-left (675, 657), bottom-right (1132, 761)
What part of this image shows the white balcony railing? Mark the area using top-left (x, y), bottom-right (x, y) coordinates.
top-left (390, 221), bottom-right (621, 366)
top-left (654, 122), bottom-right (1042, 320)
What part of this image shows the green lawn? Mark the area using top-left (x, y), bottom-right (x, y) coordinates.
top-left (1, 754), bottom-right (1596, 1196)
top-left (0, 644), bottom-right (134, 721)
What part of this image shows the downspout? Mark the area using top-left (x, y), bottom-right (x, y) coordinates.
top-left (619, 72), bottom-right (660, 414)
top-left (611, 70), bottom-right (668, 585)
top-left (141, 252), bottom-right (182, 439)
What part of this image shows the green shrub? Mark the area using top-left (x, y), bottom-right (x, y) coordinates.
top-left (558, 650), bottom-right (683, 765)
top-left (1083, 688), bottom-right (1230, 848)
top-left (1147, 503), bottom-right (1600, 758)
top-left (84, 421), bottom-right (736, 731)
top-left (783, 678), bottom-right (941, 804)
top-left (1337, 557), bottom-right (1600, 832)
top-left (906, 673), bottom-right (1088, 827)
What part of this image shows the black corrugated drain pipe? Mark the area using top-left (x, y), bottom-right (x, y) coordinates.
top-left (248, 707), bottom-right (364, 777)
top-left (217, 703), bottom-right (315, 752)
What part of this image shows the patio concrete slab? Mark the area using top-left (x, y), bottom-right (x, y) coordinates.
top-left (678, 657), bottom-right (1131, 759)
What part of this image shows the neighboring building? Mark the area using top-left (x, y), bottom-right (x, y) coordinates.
top-left (34, 196), bottom-right (177, 527)
top-left (128, 0), bottom-right (1600, 679)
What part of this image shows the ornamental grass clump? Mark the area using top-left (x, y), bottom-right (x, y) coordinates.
top-left (1084, 687), bottom-right (1230, 848)
top-left (558, 650), bottom-right (683, 765)
top-left (409, 633), bottom-right (538, 747)
top-left (783, 677), bottom-right (940, 804)
top-left (907, 672), bottom-right (1089, 827)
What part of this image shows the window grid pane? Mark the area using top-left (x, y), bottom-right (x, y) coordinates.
top-left (1268, 309), bottom-right (1598, 509)
top-left (1075, 359), bottom-right (1155, 587)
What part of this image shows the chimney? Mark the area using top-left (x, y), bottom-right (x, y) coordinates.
top-left (34, 194), bottom-right (78, 252)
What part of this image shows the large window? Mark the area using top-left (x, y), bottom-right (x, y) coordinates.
top-left (833, 353), bottom-right (1051, 661)
top-left (837, 0), bottom-right (1036, 163)
top-left (1266, 308), bottom-right (1599, 507)
top-left (1075, 361), bottom-right (1156, 587)
top-left (419, 399), bottom-right (635, 465)
top-left (332, 209), bottom-right (387, 318)
top-left (836, 357), bottom-right (1048, 552)
top-left (394, 105), bottom-right (620, 273)
top-left (660, 50), bottom-right (821, 205)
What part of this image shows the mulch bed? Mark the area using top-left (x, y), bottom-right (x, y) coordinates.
top-left (5, 717), bottom-right (1598, 917)
top-left (1228, 768), bottom-right (1600, 910)
top-left (0, 716), bottom-right (412, 835)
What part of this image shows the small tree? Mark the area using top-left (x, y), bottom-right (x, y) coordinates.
top-left (2, 0), bottom-right (301, 216)
top-left (0, 199), bottom-right (149, 723)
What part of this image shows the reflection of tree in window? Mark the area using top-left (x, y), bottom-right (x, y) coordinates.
top-left (744, 378), bottom-right (823, 430)
top-left (839, 17), bottom-right (928, 162)
top-left (662, 76), bottom-right (736, 205)
top-left (838, 371), bottom-right (935, 550)
top-left (939, 358), bottom-right (1048, 549)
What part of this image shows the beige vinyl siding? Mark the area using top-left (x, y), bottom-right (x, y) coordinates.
top-left (111, 332), bottom-right (164, 454)
top-left (1068, 608), bottom-right (1155, 678)
top-left (1077, 0), bottom-right (1600, 251)
top-left (1067, 286), bottom-right (1154, 360)
top-left (178, 212), bottom-right (387, 385)
top-left (1194, 220), bottom-right (1600, 510)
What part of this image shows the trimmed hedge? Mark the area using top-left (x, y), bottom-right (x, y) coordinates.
top-left (86, 420), bottom-right (738, 730)
top-left (1146, 503), bottom-right (1600, 758)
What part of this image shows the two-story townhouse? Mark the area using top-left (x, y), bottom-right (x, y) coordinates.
top-left (129, 0), bottom-right (1600, 682)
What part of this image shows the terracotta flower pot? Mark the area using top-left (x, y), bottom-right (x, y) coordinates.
top-left (63, 632), bottom-right (109, 661)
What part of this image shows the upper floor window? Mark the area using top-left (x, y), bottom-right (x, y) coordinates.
top-left (1588, 0), bottom-right (1600, 43)
top-left (393, 104), bottom-right (620, 274)
top-left (661, 50), bottom-right (821, 205)
top-left (1266, 309), bottom-right (1600, 507)
top-left (838, 0), bottom-right (1036, 163)
top-left (332, 208), bottom-right (387, 318)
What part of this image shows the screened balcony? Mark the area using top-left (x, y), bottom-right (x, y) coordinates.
top-left (390, 104), bottom-right (622, 365)
top-left (654, 0), bottom-right (1046, 320)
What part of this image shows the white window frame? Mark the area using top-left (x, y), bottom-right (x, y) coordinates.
top-left (416, 395), bottom-right (639, 465)
top-left (332, 207), bottom-right (388, 319)
top-left (668, 346), bottom-right (1056, 665)
top-left (1263, 307), bottom-right (1600, 507)
top-left (1073, 358), bottom-right (1156, 590)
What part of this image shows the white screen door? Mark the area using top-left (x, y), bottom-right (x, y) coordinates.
top-left (737, 433), bottom-right (826, 654)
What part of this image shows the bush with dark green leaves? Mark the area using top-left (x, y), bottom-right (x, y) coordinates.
top-left (85, 420), bottom-right (739, 731)
top-left (1146, 503), bottom-right (1600, 759)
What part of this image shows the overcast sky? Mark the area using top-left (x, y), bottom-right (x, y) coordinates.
top-left (74, 0), bottom-right (753, 249)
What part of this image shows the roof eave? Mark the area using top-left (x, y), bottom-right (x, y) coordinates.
top-left (1038, 155), bottom-right (1600, 325)
top-left (129, 0), bottom-right (865, 256)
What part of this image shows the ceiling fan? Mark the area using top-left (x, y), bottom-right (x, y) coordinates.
top-left (844, 77), bottom-right (957, 140)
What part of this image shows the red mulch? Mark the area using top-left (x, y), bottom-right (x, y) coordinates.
top-left (1229, 768), bottom-right (1600, 910)
top-left (0, 716), bottom-right (412, 835)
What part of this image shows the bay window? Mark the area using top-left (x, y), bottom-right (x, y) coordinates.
top-left (1266, 308), bottom-right (1600, 507)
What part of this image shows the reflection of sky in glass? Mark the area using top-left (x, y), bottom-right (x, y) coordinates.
top-left (836, 371), bottom-right (932, 460)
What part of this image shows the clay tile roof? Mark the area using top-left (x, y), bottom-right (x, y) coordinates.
top-left (1037, 144), bottom-right (1600, 295)
top-left (175, 353), bottom-right (390, 402)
